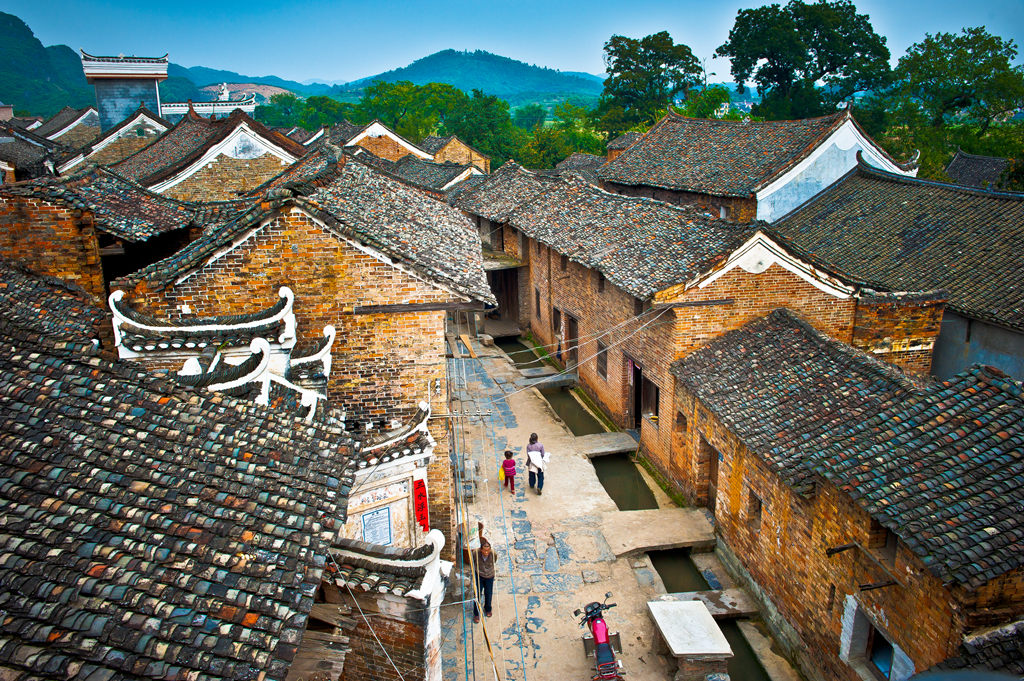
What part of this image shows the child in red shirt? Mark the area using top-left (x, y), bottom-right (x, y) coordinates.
top-left (501, 450), bottom-right (516, 494)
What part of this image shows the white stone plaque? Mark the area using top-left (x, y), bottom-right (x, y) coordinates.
top-left (361, 507), bottom-right (392, 546)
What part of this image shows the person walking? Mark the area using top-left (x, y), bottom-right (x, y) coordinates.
top-left (526, 433), bottom-right (549, 495)
top-left (501, 450), bottom-right (516, 494)
top-left (473, 533), bottom-right (496, 623)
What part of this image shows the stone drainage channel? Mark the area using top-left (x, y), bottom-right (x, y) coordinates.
top-left (497, 336), bottom-right (779, 681)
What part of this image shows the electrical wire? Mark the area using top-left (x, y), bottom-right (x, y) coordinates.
top-left (343, 580), bottom-right (408, 681)
top-left (496, 303), bottom-right (667, 358)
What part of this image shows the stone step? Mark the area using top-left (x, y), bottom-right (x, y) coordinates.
top-left (575, 432), bottom-right (639, 458)
top-left (653, 589), bottom-right (759, 619)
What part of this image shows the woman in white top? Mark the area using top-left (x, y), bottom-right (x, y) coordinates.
top-left (525, 432), bottom-right (549, 495)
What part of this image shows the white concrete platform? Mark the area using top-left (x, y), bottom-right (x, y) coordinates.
top-left (653, 589), bottom-right (759, 619)
top-left (576, 432), bottom-right (639, 458)
top-left (601, 508), bottom-right (715, 556)
top-left (647, 601), bottom-right (732, 658)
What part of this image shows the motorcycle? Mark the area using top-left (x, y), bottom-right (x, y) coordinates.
top-left (574, 592), bottom-right (625, 680)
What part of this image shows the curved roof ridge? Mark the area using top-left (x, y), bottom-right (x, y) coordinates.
top-left (109, 287), bottom-right (293, 331)
top-left (854, 153), bottom-right (1024, 200)
top-left (173, 341), bottom-right (268, 389)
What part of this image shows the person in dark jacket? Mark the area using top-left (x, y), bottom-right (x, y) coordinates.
top-left (473, 535), bottom-right (496, 623)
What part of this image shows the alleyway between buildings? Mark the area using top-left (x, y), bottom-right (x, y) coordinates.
top-left (440, 339), bottom-right (801, 681)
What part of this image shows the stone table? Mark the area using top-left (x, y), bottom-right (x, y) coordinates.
top-left (648, 600), bottom-right (733, 681)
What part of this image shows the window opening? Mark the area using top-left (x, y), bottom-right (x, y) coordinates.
top-left (596, 341), bottom-right (608, 379)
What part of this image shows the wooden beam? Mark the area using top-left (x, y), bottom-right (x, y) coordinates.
top-left (446, 334), bottom-right (461, 359)
top-left (459, 334), bottom-right (477, 358)
top-left (352, 301), bottom-right (483, 315)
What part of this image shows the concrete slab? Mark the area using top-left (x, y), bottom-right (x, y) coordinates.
top-left (519, 366), bottom-right (558, 378)
top-left (654, 589), bottom-right (759, 619)
top-left (523, 372), bottom-right (576, 389)
top-left (647, 601), bottom-right (732, 657)
top-left (576, 431), bottom-right (639, 458)
top-left (601, 508), bottom-right (715, 557)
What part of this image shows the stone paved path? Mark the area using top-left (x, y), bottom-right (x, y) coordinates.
top-left (440, 348), bottom-right (676, 681)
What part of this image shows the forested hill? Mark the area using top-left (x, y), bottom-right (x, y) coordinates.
top-left (339, 50), bottom-right (605, 106)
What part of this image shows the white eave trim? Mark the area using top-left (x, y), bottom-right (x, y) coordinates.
top-left (691, 230), bottom-right (857, 299)
top-left (348, 122), bottom-right (432, 160)
top-left (303, 128), bottom-right (325, 146)
top-left (147, 122), bottom-right (299, 193)
top-left (59, 112), bottom-right (169, 173)
top-left (46, 108), bottom-right (98, 142)
top-left (756, 119), bottom-right (917, 203)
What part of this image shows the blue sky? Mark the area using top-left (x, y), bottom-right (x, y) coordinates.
top-left (6, 0), bottom-right (1024, 84)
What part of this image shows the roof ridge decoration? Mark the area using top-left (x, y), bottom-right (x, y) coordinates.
top-left (290, 324), bottom-right (336, 375)
top-left (329, 529), bottom-right (447, 598)
top-left (80, 50), bottom-right (169, 63)
top-left (176, 337), bottom-right (271, 391)
top-left (109, 286), bottom-right (296, 348)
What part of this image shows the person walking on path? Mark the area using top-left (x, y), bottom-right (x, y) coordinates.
top-left (501, 450), bottom-right (516, 494)
top-left (473, 528), bottom-right (496, 623)
top-left (526, 433), bottom-right (549, 495)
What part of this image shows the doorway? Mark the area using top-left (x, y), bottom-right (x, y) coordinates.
top-left (566, 314), bottom-right (579, 367)
top-left (700, 436), bottom-right (719, 514)
top-left (625, 355), bottom-right (643, 430)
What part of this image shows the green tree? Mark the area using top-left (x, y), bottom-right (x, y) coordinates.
top-left (894, 27), bottom-right (1024, 133)
top-left (600, 31), bottom-right (702, 130)
top-left (255, 93), bottom-right (304, 128)
top-left (441, 89), bottom-right (527, 167)
top-left (677, 85), bottom-right (742, 119)
top-left (716, 0), bottom-right (890, 119)
top-left (514, 104), bottom-right (547, 130)
top-left (1000, 153), bottom-right (1024, 191)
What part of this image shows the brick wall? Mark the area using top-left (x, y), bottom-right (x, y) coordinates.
top-left (356, 136), bottom-right (417, 163)
top-left (339, 592), bottom-right (428, 681)
top-left (853, 297), bottom-right (945, 376)
top-left (115, 206), bottom-right (460, 555)
top-left (433, 141), bottom-right (490, 173)
top-left (602, 181), bottom-right (757, 221)
top-left (163, 153), bottom-right (291, 201)
top-left (0, 196), bottom-right (105, 298)
top-left (678, 394), bottom-right (1024, 680)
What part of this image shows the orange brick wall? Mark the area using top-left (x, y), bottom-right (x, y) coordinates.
top-left (602, 181), bottom-right (757, 221)
top-left (853, 297), bottom-right (945, 376)
top-left (0, 196), bottom-right (105, 299)
top-left (340, 593), bottom-right (427, 681)
top-left (433, 140), bottom-right (490, 173)
top-left (163, 153), bottom-right (292, 201)
top-left (356, 136), bottom-right (418, 163)
top-left (116, 207), bottom-right (461, 554)
top-left (679, 395), bottom-right (1024, 680)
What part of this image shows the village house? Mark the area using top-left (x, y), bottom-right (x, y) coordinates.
top-left (419, 134), bottom-right (491, 172)
top-left (57, 104), bottom-right (171, 173)
top-left (0, 254), bottom-right (454, 681)
top-left (670, 308), bottom-right (1024, 681)
top-left (354, 150), bottom-right (484, 198)
top-left (0, 165), bottom-right (247, 299)
top-left (325, 119), bottom-right (434, 163)
top-left (80, 50), bottom-right (167, 131)
top-left (597, 110), bottom-right (918, 222)
top-left (33, 104), bottom-right (101, 147)
top-left (773, 158), bottom-right (1024, 380)
top-left (456, 166), bottom-right (944, 474)
top-left (112, 152), bottom-right (495, 557)
top-left (108, 105), bottom-right (307, 201)
top-left (0, 119), bottom-right (58, 182)
top-left (945, 148), bottom-right (1011, 188)
top-left (552, 151), bottom-right (605, 184)
top-left (605, 131), bottom-right (642, 162)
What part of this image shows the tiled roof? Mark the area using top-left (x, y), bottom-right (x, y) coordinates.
top-left (673, 309), bottom-right (1024, 588)
top-left (504, 173), bottom-right (758, 298)
top-left (111, 108), bottom-right (306, 187)
top-left (454, 161), bottom-right (561, 223)
top-left (598, 110), bottom-right (909, 197)
top-left (945, 149), bottom-right (1011, 189)
top-left (330, 539), bottom-right (433, 597)
top-left (325, 120), bottom-right (366, 145)
top-left (0, 264), bottom-right (361, 681)
top-left (419, 135), bottom-right (454, 155)
top-left (34, 106), bottom-right (97, 139)
top-left (245, 143), bottom-right (345, 197)
top-left (0, 166), bottom-right (250, 242)
top-left (80, 51), bottom-right (168, 64)
top-left (936, 619), bottom-right (1024, 676)
top-left (285, 127), bottom-right (318, 144)
top-left (0, 123), bottom-right (51, 172)
top-left (0, 256), bottom-right (108, 348)
top-left (386, 156), bottom-right (475, 192)
top-left (444, 174), bottom-right (487, 203)
top-left (773, 160), bottom-right (1024, 331)
top-left (119, 156), bottom-right (496, 304)
top-left (606, 131), bottom-right (642, 150)
top-left (554, 152), bottom-right (606, 184)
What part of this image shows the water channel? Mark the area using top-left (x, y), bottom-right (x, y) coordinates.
top-left (498, 338), bottom-right (773, 681)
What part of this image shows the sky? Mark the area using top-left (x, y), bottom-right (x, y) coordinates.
top-left (5, 0), bottom-right (1024, 84)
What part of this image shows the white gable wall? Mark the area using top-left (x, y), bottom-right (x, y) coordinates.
top-left (756, 120), bottom-right (917, 223)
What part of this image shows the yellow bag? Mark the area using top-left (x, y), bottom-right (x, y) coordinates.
top-left (498, 464), bottom-right (505, 482)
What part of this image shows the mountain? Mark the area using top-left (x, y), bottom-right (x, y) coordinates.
top-left (0, 12), bottom-right (93, 115)
top-left (167, 64), bottom-right (333, 96)
top-left (338, 50), bottom-right (605, 107)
